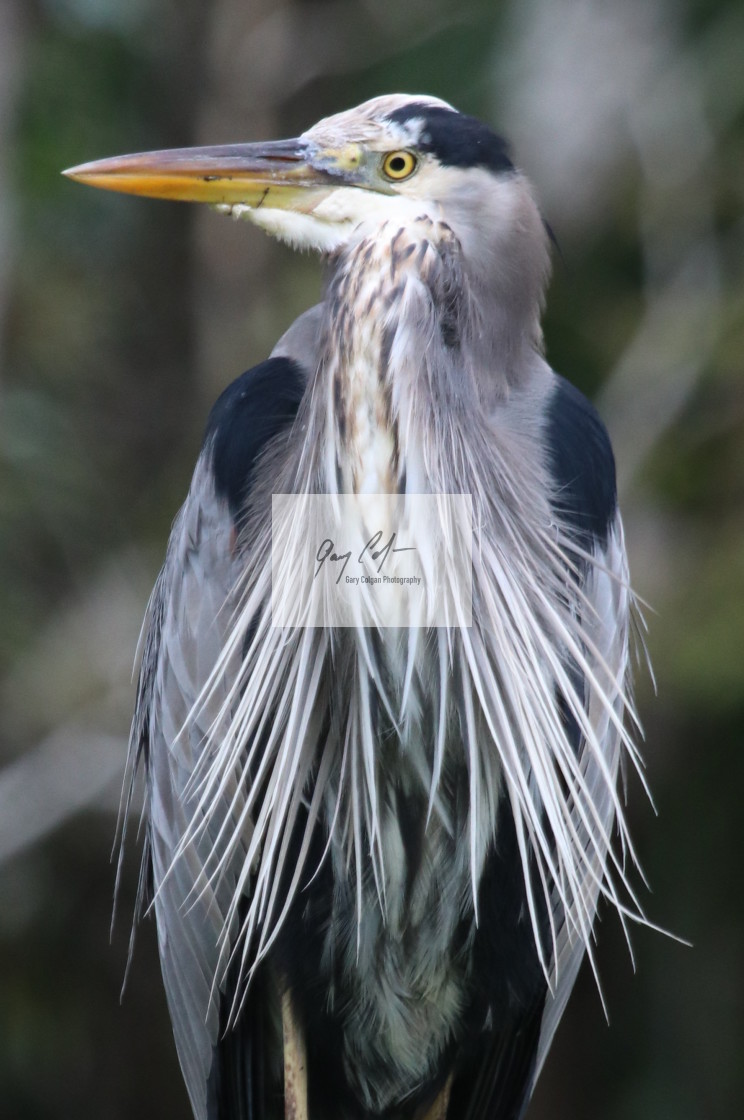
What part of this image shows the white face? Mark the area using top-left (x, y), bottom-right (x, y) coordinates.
top-left (223, 95), bottom-right (516, 255)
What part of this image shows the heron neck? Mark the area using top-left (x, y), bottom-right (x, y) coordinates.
top-left (317, 217), bottom-right (538, 494)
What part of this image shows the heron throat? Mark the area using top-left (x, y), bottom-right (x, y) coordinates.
top-left (319, 215), bottom-right (474, 497)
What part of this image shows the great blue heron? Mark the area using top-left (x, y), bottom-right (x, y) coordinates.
top-left (65, 95), bottom-right (651, 1120)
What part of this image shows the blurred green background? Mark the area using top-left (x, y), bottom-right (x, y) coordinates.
top-left (1, 0), bottom-right (742, 1117)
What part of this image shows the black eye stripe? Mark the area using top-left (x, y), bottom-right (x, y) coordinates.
top-left (386, 104), bottom-right (514, 174)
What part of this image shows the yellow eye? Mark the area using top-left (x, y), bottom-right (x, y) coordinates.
top-left (382, 150), bottom-right (418, 181)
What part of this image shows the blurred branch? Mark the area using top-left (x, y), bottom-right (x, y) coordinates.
top-left (0, 550), bottom-right (154, 865)
top-left (0, 725), bottom-right (124, 865)
top-left (497, 0), bottom-right (723, 495)
top-left (600, 238), bottom-right (720, 494)
top-left (600, 34), bottom-right (721, 493)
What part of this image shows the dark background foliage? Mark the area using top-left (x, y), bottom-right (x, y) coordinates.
top-left (1, 0), bottom-right (742, 1117)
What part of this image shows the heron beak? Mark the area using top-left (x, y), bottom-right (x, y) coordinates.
top-left (62, 139), bottom-right (350, 210)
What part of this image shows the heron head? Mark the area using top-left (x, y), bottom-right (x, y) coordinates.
top-left (63, 95), bottom-right (548, 278)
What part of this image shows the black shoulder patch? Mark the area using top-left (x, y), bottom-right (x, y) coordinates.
top-left (204, 356), bottom-right (306, 519)
top-left (545, 375), bottom-right (617, 549)
top-left (386, 103), bottom-right (514, 173)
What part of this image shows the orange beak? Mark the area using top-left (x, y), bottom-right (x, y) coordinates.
top-left (63, 139), bottom-right (342, 208)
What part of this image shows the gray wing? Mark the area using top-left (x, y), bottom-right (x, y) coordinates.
top-left (126, 311), bottom-right (321, 1120)
top-left (532, 374), bottom-right (635, 1082)
top-left (134, 454), bottom-right (248, 1120)
top-left (533, 515), bottom-right (632, 1080)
